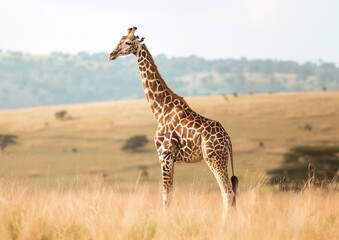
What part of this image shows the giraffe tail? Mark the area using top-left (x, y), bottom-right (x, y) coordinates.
top-left (231, 176), bottom-right (238, 195)
top-left (229, 142), bottom-right (239, 195)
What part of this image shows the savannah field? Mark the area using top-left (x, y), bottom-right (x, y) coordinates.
top-left (0, 92), bottom-right (339, 239)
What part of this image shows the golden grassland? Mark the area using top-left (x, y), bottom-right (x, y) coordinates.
top-left (1, 92), bottom-right (338, 188)
top-left (0, 92), bottom-right (339, 239)
top-left (0, 179), bottom-right (338, 240)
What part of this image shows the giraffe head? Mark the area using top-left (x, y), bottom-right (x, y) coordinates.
top-left (108, 26), bottom-right (145, 60)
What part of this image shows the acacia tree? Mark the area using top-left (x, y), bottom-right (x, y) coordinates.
top-left (267, 146), bottom-right (339, 190)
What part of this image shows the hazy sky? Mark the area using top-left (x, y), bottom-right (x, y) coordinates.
top-left (1, 0), bottom-right (338, 64)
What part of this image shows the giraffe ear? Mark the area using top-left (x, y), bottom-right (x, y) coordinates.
top-left (138, 37), bottom-right (146, 43)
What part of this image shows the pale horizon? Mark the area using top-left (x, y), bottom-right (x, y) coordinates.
top-left (1, 0), bottom-right (339, 64)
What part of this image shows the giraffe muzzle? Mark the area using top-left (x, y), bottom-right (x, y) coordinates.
top-left (108, 53), bottom-right (118, 61)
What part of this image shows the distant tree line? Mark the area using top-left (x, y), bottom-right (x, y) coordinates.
top-left (0, 51), bottom-right (338, 109)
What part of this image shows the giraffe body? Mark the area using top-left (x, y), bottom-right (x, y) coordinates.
top-left (109, 27), bottom-right (238, 219)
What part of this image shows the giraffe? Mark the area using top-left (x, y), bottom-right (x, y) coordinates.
top-left (109, 27), bottom-right (238, 219)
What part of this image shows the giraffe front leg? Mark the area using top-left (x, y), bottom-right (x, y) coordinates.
top-left (160, 151), bottom-right (174, 209)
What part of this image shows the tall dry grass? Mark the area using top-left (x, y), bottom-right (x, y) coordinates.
top-left (0, 179), bottom-right (338, 240)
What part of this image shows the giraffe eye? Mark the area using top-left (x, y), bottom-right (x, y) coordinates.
top-left (125, 42), bottom-right (131, 45)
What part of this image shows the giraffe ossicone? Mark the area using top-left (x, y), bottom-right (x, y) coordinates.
top-left (109, 26), bottom-right (239, 219)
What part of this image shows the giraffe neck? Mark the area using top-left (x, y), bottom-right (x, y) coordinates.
top-left (136, 44), bottom-right (178, 120)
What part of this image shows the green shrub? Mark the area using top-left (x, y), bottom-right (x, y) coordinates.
top-left (122, 135), bottom-right (149, 152)
top-left (0, 134), bottom-right (18, 151)
top-left (55, 110), bottom-right (72, 120)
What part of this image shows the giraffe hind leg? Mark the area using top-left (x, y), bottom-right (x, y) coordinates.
top-left (205, 158), bottom-right (235, 220)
